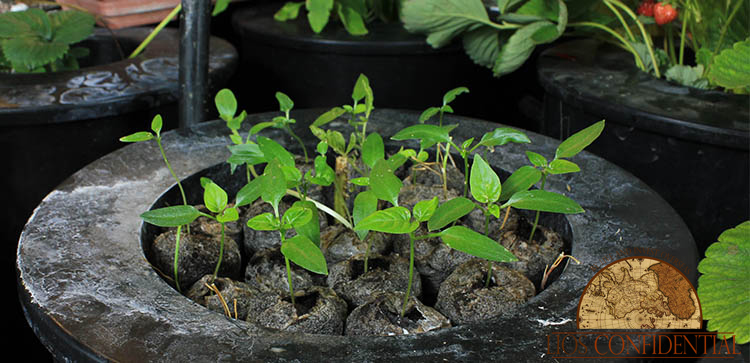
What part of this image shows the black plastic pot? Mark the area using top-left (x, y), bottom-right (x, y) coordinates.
top-left (228, 3), bottom-right (542, 128)
top-left (2, 26), bottom-right (237, 360)
top-left (17, 109), bottom-right (698, 361)
top-left (537, 39), bottom-right (750, 255)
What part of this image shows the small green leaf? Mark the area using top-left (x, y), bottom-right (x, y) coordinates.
top-left (217, 206), bottom-right (239, 223)
top-left (236, 176), bottom-right (264, 207)
top-left (316, 140), bottom-right (328, 155)
top-left (141, 205), bottom-right (201, 227)
top-left (261, 159), bottom-right (287, 214)
top-left (307, 155), bottom-right (334, 186)
top-left (362, 133), bottom-right (385, 169)
top-left (203, 182), bottom-right (228, 214)
top-left (49, 9), bottom-right (95, 44)
top-left (487, 204), bottom-right (501, 218)
top-left (547, 159), bottom-right (580, 175)
top-left (413, 197), bottom-right (439, 222)
top-left (353, 190), bottom-right (378, 240)
top-left (470, 154), bottom-right (501, 204)
top-left (282, 205), bottom-right (313, 229)
top-left (350, 177), bottom-right (370, 186)
top-left (274, 1), bottom-right (304, 21)
top-left (275, 91), bottom-right (294, 113)
top-left (246, 212), bottom-right (281, 231)
top-left (214, 88), bottom-right (237, 120)
top-left (440, 225), bottom-right (517, 262)
top-left (443, 86), bottom-right (469, 105)
top-left (476, 127), bottom-right (531, 149)
top-left (150, 114), bottom-right (163, 135)
top-left (337, 3), bottom-right (368, 35)
top-left (306, 0), bottom-right (334, 33)
top-left (391, 124), bottom-right (454, 149)
top-left (500, 190), bottom-right (584, 214)
top-left (499, 165), bottom-right (542, 201)
top-left (227, 142), bottom-right (265, 166)
top-left (698, 221), bottom-right (750, 344)
top-left (354, 206), bottom-right (416, 234)
top-left (250, 121), bottom-right (276, 135)
top-left (428, 196), bottom-right (476, 231)
top-left (326, 130), bottom-right (347, 155)
top-left (526, 151), bottom-right (548, 167)
top-left (370, 158), bottom-right (402, 206)
top-left (312, 107), bottom-right (346, 127)
top-left (282, 235), bottom-right (328, 275)
top-left (555, 120), bottom-right (605, 159)
top-left (119, 131), bottom-right (153, 143)
top-left (212, 0), bottom-right (231, 16)
top-left (419, 107), bottom-right (440, 123)
top-left (292, 201), bottom-right (321, 246)
top-left (199, 177), bottom-right (214, 189)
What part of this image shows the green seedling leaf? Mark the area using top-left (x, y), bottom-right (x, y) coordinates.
top-left (292, 201), bottom-right (321, 246)
top-left (249, 121), bottom-right (276, 135)
top-left (281, 235), bottom-right (328, 275)
top-left (337, 3), bottom-right (368, 35)
top-left (547, 159), bottom-right (580, 175)
top-left (282, 205), bottom-right (313, 229)
top-left (476, 127), bottom-right (531, 149)
top-left (306, 0), bottom-right (334, 33)
top-left (362, 133), bottom-right (385, 169)
top-left (555, 120), bottom-right (605, 159)
top-left (119, 131), bottom-right (153, 143)
top-left (276, 91), bottom-right (294, 113)
top-left (387, 148), bottom-right (415, 170)
top-left (428, 196), bottom-right (475, 231)
top-left (214, 88), bottom-right (237, 121)
top-left (419, 107), bottom-right (440, 123)
top-left (350, 177), bottom-right (370, 186)
top-left (487, 204), bottom-right (501, 218)
top-left (227, 142), bottom-right (265, 167)
top-left (212, 0), bottom-right (231, 16)
top-left (443, 86), bottom-right (469, 105)
top-left (236, 176), bottom-right (264, 207)
top-left (355, 206), bottom-right (417, 234)
top-left (141, 205), bottom-right (201, 227)
top-left (199, 177), bottom-right (214, 189)
top-left (440, 225), bottom-right (517, 262)
top-left (370, 158), bottom-right (402, 206)
top-left (470, 154), bottom-right (501, 204)
top-left (217, 206), bottom-right (239, 223)
top-left (326, 130), bottom-right (347, 155)
top-left (281, 164), bottom-right (302, 188)
top-left (246, 212), bottom-right (281, 231)
top-left (261, 159), bottom-right (287, 215)
top-left (203, 182), bottom-right (228, 214)
top-left (312, 107), bottom-right (347, 127)
top-left (417, 150), bottom-right (429, 162)
top-left (352, 73), bottom-right (370, 102)
top-left (698, 221), bottom-right (750, 344)
top-left (274, 1), bottom-right (304, 21)
top-left (151, 114), bottom-right (163, 135)
top-left (501, 189), bottom-right (584, 214)
top-left (307, 155), bottom-right (335, 186)
top-left (391, 124), bottom-right (455, 149)
top-left (316, 140), bottom-right (328, 155)
top-left (258, 136), bottom-right (295, 168)
top-left (353, 190), bottom-right (378, 240)
top-left (499, 165), bottom-right (542, 201)
top-left (413, 197), bottom-right (439, 222)
top-left (526, 151), bottom-right (548, 167)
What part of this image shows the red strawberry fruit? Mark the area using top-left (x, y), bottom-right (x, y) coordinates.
top-left (653, 2), bottom-right (678, 25)
top-left (638, 0), bottom-right (655, 17)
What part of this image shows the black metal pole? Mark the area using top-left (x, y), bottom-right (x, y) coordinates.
top-left (178, 0), bottom-right (211, 130)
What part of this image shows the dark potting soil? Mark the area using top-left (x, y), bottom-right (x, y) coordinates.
top-left (148, 163), bottom-right (566, 336)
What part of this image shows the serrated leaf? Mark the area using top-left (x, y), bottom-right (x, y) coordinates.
top-left (428, 196), bottom-right (476, 231)
top-left (282, 235), bottom-right (328, 275)
top-left (500, 189), bottom-right (584, 214)
top-left (665, 65), bottom-right (709, 90)
top-left (362, 132), bottom-right (384, 169)
top-left (470, 154), bottom-right (501, 204)
top-left (440, 225), bottom-right (517, 262)
top-left (707, 39), bottom-right (750, 91)
top-left (370, 158), bottom-right (402, 206)
top-left (401, 0), bottom-right (490, 48)
top-left (493, 20), bottom-right (551, 77)
top-left (555, 120), bottom-right (605, 159)
top-left (212, 0), bottom-right (232, 16)
top-left (354, 206), bottom-right (417, 234)
top-left (119, 131), bottom-right (153, 143)
top-left (353, 190), bottom-right (378, 240)
top-left (306, 0), bottom-right (334, 33)
top-left (413, 197), bottom-right (439, 222)
top-left (141, 205), bottom-right (201, 227)
top-left (499, 165), bottom-right (541, 201)
top-left (246, 212), bottom-right (280, 231)
top-left (698, 221), bottom-right (750, 344)
top-left (3, 37), bottom-right (68, 70)
top-left (49, 10), bottom-right (95, 45)
top-left (274, 1), bottom-right (304, 21)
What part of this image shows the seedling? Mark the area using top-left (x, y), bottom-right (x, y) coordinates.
top-left (249, 91), bottom-right (310, 163)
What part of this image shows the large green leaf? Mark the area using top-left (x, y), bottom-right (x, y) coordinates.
top-left (555, 120), bottom-right (605, 159)
top-left (462, 25), bottom-right (501, 69)
top-left (470, 154), bottom-right (501, 204)
top-left (258, 136), bottom-right (295, 168)
top-left (698, 221), bottom-right (750, 344)
top-left (440, 225), bottom-right (517, 262)
top-left (707, 38), bottom-right (750, 91)
top-left (354, 206), bottom-right (417, 234)
top-left (281, 235), bottom-right (328, 275)
top-left (49, 10), bottom-right (95, 44)
top-left (2, 37), bottom-right (68, 70)
top-left (141, 205), bottom-right (201, 227)
top-left (500, 189), bottom-right (584, 214)
top-left (370, 158), bottom-right (402, 206)
top-left (493, 20), bottom-right (551, 77)
top-left (0, 8), bottom-right (49, 38)
top-left (401, 0), bottom-right (490, 48)
top-left (499, 165), bottom-right (542, 201)
top-left (427, 196), bottom-right (476, 231)
top-left (361, 132), bottom-right (384, 169)
top-left (261, 159), bottom-right (287, 214)
top-left (352, 190), bottom-right (378, 240)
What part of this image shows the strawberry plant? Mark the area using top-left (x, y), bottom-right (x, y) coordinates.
top-left (274, 0), bottom-right (402, 36)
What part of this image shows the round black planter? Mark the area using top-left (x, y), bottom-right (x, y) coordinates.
top-left (228, 3), bottom-right (542, 128)
top-left (537, 39), bottom-right (750, 256)
top-left (17, 109), bottom-right (698, 361)
top-left (3, 26), bottom-right (237, 360)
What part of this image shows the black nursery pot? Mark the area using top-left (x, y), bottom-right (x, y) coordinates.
top-left (537, 39), bottom-right (750, 255)
top-left (228, 3), bottom-right (537, 126)
top-left (17, 109), bottom-right (698, 361)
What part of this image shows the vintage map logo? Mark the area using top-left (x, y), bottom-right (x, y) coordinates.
top-left (577, 256), bottom-right (702, 330)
